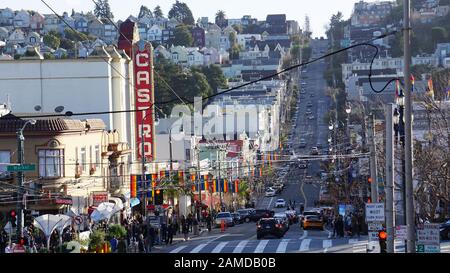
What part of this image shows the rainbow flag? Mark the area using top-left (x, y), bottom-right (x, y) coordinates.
top-left (223, 179), bottom-right (228, 193)
top-left (178, 171), bottom-right (184, 184)
top-left (410, 74), bottom-right (415, 92)
top-left (427, 78), bottom-right (434, 99)
top-left (191, 174), bottom-right (196, 181)
top-left (234, 179), bottom-right (239, 193)
top-left (152, 181), bottom-right (156, 198)
top-left (130, 175), bottom-right (137, 198)
top-left (151, 174), bottom-right (157, 181)
top-left (212, 179), bottom-right (217, 193)
top-left (204, 180), bottom-right (208, 191)
top-left (192, 184), bottom-right (196, 192)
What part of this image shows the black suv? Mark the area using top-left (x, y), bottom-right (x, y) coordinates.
top-left (251, 209), bottom-right (275, 222)
top-left (257, 218), bottom-right (284, 239)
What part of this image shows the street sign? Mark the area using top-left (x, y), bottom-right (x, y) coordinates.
top-left (424, 245), bottom-right (440, 253)
top-left (416, 244), bottom-right (425, 253)
top-left (7, 164), bottom-right (35, 172)
top-left (395, 225), bottom-right (407, 240)
top-left (368, 222), bottom-right (383, 231)
top-left (74, 215), bottom-right (83, 225)
top-left (369, 231), bottom-right (379, 242)
top-left (365, 203), bottom-right (385, 222)
top-left (417, 223), bottom-right (440, 245)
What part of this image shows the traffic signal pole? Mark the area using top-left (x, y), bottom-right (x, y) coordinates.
top-left (367, 113), bottom-right (378, 202)
top-left (16, 129), bottom-right (25, 239)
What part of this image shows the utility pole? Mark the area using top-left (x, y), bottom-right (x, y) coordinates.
top-left (196, 146), bottom-right (201, 222)
top-left (385, 104), bottom-right (395, 253)
top-left (367, 113), bottom-right (378, 202)
top-left (403, 0), bottom-right (416, 253)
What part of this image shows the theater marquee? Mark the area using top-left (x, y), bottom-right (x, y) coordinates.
top-left (133, 40), bottom-right (155, 162)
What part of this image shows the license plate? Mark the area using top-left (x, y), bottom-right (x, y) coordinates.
top-left (265, 226), bottom-right (271, 229)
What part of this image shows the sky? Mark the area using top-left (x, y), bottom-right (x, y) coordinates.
top-left (1, 0), bottom-right (377, 37)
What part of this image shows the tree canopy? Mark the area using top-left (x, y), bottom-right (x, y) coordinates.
top-left (215, 10), bottom-right (227, 29)
top-left (138, 5), bottom-right (153, 18)
top-left (154, 5), bottom-right (164, 18)
top-left (43, 32), bottom-right (60, 49)
top-left (168, 1), bottom-right (195, 25)
top-left (93, 0), bottom-right (114, 19)
top-left (171, 24), bottom-right (193, 46)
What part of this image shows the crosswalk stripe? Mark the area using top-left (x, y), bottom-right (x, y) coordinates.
top-left (323, 239), bottom-right (332, 251)
top-left (170, 245), bottom-right (187, 253)
top-left (212, 242), bottom-right (228, 253)
top-left (233, 240), bottom-right (249, 253)
top-left (254, 240), bottom-right (269, 253)
top-left (190, 243), bottom-right (208, 253)
top-left (299, 239), bottom-right (311, 251)
top-left (276, 239), bottom-right (290, 253)
top-left (300, 230), bottom-right (308, 240)
top-left (349, 238), bottom-right (359, 244)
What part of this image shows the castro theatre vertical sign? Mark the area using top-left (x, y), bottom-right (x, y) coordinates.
top-left (133, 40), bottom-right (155, 161)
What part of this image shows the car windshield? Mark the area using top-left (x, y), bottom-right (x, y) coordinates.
top-left (259, 219), bottom-right (276, 225)
top-left (217, 213), bottom-right (231, 218)
top-left (276, 199), bottom-right (284, 202)
top-left (303, 211), bottom-right (319, 216)
top-left (306, 216), bottom-right (320, 221)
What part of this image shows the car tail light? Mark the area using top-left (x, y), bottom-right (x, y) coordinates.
top-left (276, 224), bottom-right (281, 228)
top-left (257, 225), bottom-right (261, 229)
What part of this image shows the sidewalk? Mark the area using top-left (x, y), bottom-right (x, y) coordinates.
top-left (152, 226), bottom-right (209, 251)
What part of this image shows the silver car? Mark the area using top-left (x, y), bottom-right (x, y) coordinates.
top-left (214, 212), bottom-right (235, 227)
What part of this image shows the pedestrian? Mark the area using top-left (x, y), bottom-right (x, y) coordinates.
top-left (165, 223), bottom-right (174, 245)
top-left (332, 215), bottom-right (338, 238)
top-left (110, 236), bottom-right (118, 253)
top-left (161, 223), bottom-right (167, 243)
top-left (181, 215), bottom-right (189, 241)
top-left (138, 234), bottom-right (145, 253)
top-left (193, 216), bottom-right (199, 236)
top-left (117, 237), bottom-right (127, 253)
top-left (187, 213), bottom-right (193, 233)
top-left (337, 215), bottom-right (345, 237)
top-left (206, 213), bottom-right (212, 232)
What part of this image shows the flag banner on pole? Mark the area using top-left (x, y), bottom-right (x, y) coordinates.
top-left (410, 74), bottom-right (415, 92)
top-left (159, 170), bottom-right (164, 178)
top-left (252, 168), bottom-right (255, 177)
top-left (192, 184), bottom-right (196, 192)
top-left (178, 171), bottom-right (184, 184)
top-left (221, 179), bottom-right (227, 193)
top-left (395, 80), bottom-right (401, 97)
top-left (259, 168), bottom-right (263, 177)
top-left (204, 180), bottom-right (208, 191)
top-left (151, 174), bottom-right (157, 181)
top-left (151, 181), bottom-right (156, 198)
top-left (234, 179), bottom-right (239, 193)
top-left (191, 174), bottom-right (196, 181)
top-left (427, 78), bottom-right (434, 99)
top-left (212, 179), bottom-right (217, 193)
top-left (130, 175), bottom-right (137, 198)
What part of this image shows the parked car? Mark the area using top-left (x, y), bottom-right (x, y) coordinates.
top-left (302, 215), bottom-right (324, 230)
top-left (265, 187), bottom-right (276, 197)
top-left (231, 212), bottom-right (244, 224)
top-left (251, 209), bottom-right (275, 222)
top-left (275, 198), bottom-right (286, 208)
top-left (214, 212), bottom-right (235, 227)
top-left (256, 218), bottom-right (285, 239)
top-left (440, 220), bottom-right (450, 240)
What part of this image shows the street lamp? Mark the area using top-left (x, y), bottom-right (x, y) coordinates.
top-left (345, 105), bottom-right (352, 141)
top-left (16, 119), bottom-right (36, 239)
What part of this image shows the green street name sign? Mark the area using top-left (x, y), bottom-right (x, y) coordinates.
top-left (7, 164), bottom-right (36, 172)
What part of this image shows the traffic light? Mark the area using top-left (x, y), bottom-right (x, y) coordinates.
top-left (23, 209), bottom-right (33, 227)
top-left (378, 230), bottom-right (387, 253)
top-left (154, 189), bottom-right (163, 205)
top-left (10, 210), bottom-right (17, 228)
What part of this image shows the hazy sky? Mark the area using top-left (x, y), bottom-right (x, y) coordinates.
top-left (1, 0), bottom-right (376, 37)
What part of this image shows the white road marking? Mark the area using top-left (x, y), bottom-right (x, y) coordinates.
top-left (190, 243), bottom-right (208, 253)
top-left (299, 239), bottom-right (311, 251)
top-left (233, 240), bottom-right (249, 253)
top-left (206, 234), bottom-right (229, 244)
top-left (300, 230), bottom-right (308, 240)
top-left (254, 240), bottom-right (269, 253)
top-left (349, 238), bottom-right (359, 244)
top-left (212, 242), bottom-right (228, 253)
top-left (276, 239), bottom-right (290, 253)
top-left (170, 245), bottom-right (187, 253)
top-left (323, 239), bottom-right (332, 252)
top-left (267, 197), bottom-right (274, 209)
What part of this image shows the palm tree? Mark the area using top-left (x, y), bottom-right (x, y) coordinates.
top-left (215, 10), bottom-right (227, 28)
